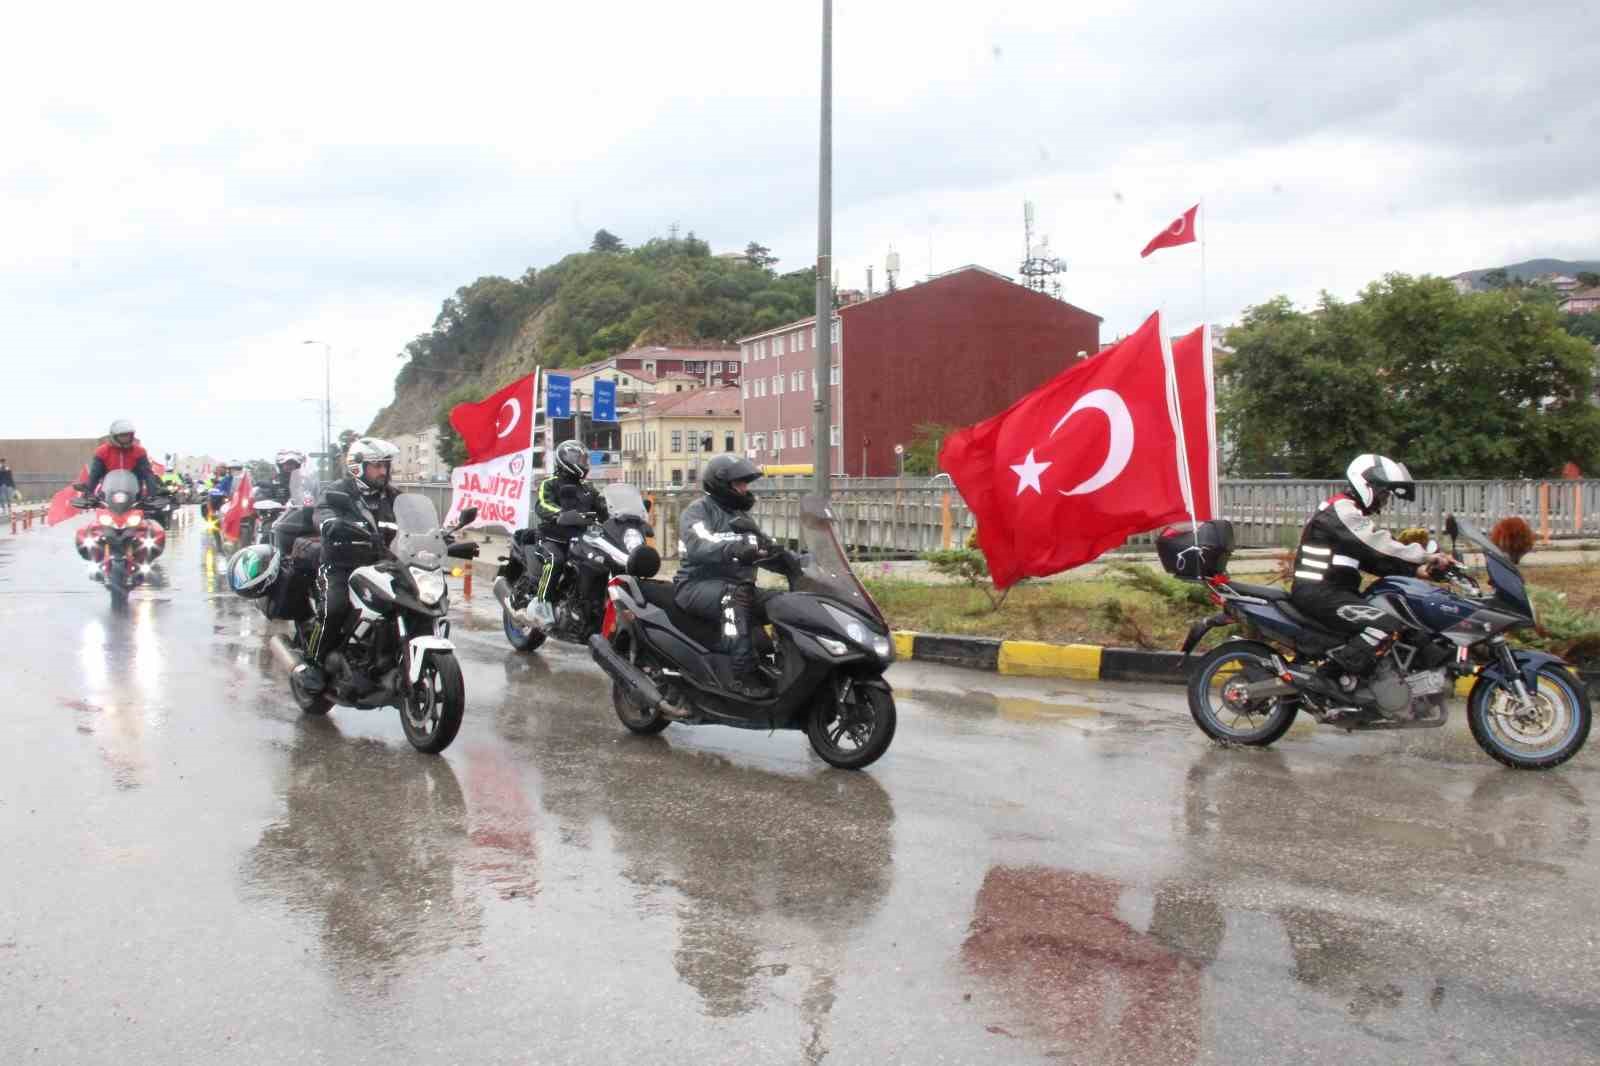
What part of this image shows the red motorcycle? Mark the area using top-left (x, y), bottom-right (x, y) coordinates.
top-left (73, 470), bottom-right (168, 607)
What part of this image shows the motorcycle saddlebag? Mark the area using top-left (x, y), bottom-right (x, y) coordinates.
top-left (263, 537), bottom-right (322, 621)
top-left (1156, 520), bottom-right (1235, 579)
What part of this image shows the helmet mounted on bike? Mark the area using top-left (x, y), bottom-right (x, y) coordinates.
top-left (554, 440), bottom-right (589, 480)
top-left (1346, 453), bottom-right (1414, 514)
top-left (275, 449), bottom-right (308, 473)
top-left (703, 454), bottom-right (762, 512)
top-left (345, 437), bottom-right (399, 493)
top-left (109, 418), bottom-right (136, 449)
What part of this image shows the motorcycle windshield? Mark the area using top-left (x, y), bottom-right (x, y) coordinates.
top-left (793, 495), bottom-right (885, 626)
top-left (603, 483), bottom-right (648, 520)
top-left (1449, 514), bottom-right (1533, 617)
top-left (289, 469), bottom-right (318, 508)
top-left (392, 493), bottom-right (446, 570)
top-left (103, 470), bottom-right (140, 513)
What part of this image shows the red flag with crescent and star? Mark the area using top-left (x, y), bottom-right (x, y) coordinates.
top-left (450, 373), bottom-right (537, 464)
top-left (1140, 204), bottom-right (1198, 258)
top-left (939, 312), bottom-right (1196, 588)
top-left (1170, 324), bottom-right (1218, 521)
top-left (220, 472), bottom-right (253, 543)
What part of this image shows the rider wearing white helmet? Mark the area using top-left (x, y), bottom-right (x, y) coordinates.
top-left (85, 418), bottom-right (159, 498)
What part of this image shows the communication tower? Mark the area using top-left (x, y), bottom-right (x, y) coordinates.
top-left (885, 246), bottom-right (901, 292)
top-left (1019, 201), bottom-right (1066, 299)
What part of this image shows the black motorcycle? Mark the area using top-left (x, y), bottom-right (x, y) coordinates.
top-left (264, 493), bottom-right (481, 754)
top-left (589, 494), bottom-right (898, 770)
top-left (493, 483), bottom-right (656, 652)
top-left (1165, 515), bottom-right (1591, 770)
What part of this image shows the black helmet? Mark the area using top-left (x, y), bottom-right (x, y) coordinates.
top-left (702, 454), bottom-right (762, 511)
top-left (554, 440), bottom-right (589, 480)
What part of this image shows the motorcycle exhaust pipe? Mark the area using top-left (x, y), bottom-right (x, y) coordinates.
top-left (1244, 677), bottom-right (1299, 700)
top-left (268, 634), bottom-right (305, 677)
top-left (587, 634), bottom-right (664, 712)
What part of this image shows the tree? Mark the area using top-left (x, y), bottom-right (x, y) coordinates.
top-left (337, 429), bottom-right (360, 453)
top-left (1577, 271), bottom-right (1600, 289)
top-left (1481, 268), bottom-right (1511, 290)
top-left (1220, 275), bottom-right (1600, 478)
top-left (903, 422), bottom-right (955, 476)
top-left (744, 242), bottom-right (778, 272)
top-left (1563, 313), bottom-right (1600, 344)
top-left (590, 229), bottom-right (626, 254)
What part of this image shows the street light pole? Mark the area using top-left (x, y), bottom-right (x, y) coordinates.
top-left (303, 340), bottom-right (333, 480)
top-left (812, 0), bottom-right (833, 499)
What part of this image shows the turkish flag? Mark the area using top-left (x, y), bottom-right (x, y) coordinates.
top-left (939, 312), bottom-right (1194, 588)
top-left (1140, 204), bottom-right (1198, 258)
top-left (1170, 324), bottom-right (1217, 520)
top-left (220, 472), bottom-right (253, 543)
top-left (450, 372), bottom-right (537, 463)
top-left (46, 465), bottom-right (90, 526)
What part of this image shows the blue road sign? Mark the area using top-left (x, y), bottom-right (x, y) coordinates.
top-left (593, 379), bottom-right (617, 422)
top-left (546, 374), bottom-right (571, 419)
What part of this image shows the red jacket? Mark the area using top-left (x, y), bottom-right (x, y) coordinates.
top-left (88, 438), bottom-right (156, 495)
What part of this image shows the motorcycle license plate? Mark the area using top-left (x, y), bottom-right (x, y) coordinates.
top-left (1407, 670), bottom-right (1448, 696)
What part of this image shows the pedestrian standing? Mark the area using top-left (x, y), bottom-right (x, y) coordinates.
top-left (0, 458), bottom-right (16, 517)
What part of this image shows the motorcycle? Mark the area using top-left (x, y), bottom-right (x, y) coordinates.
top-left (1169, 514), bottom-right (1591, 770)
top-left (71, 470), bottom-right (169, 608)
top-left (246, 471), bottom-right (318, 547)
top-left (261, 493), bottom-right (481, 754)
top-left (589, 494), bottom-right (898, 770)
top-left (493, 482), bottom-right (656, 652)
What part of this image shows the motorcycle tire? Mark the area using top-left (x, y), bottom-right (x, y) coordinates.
top-left (401, 651), bottom-right (465, 754)
top-left (807, 681), bottom-right (896, 770)
top-left (1186, 640), bottom-right (1299, 747)
top-left (608, 632), bottom-right (669, 735)
top-left (503, 605), bottom-right (548, 652)
top-left (290, 668), bottom-right (334, 716)
top-left (1468, 664), bottom-right (1591, 770)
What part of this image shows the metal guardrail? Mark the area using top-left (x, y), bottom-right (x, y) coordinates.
top-left (394, 479), bottom-right (1600, 560)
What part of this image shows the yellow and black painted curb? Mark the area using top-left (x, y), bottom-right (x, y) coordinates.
top-left (890, 631), bottom-right (1600, 698)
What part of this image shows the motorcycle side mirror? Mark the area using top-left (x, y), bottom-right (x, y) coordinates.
top-left (643, 498), bottom-right (654, 514)
top-left (323, 490), bottom-right (351, 508)
top-left (447, 542), bottom-right (479, 559)
top-left (1443, 515), bottom-right (1458, 538)
top-left (456, 506), bottom-right (479, 528)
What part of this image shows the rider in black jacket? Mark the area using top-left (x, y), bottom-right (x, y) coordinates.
top-left (295, 438), bottom-right (400, 694)
top-left (674, 454), bottom-right (795, 698)
top-left (1290, 454), bottom-right (1448, 688)
top-left (258, 449), bottom-right (310, 505)
top-left (526, 440), bottom-right (609, 629)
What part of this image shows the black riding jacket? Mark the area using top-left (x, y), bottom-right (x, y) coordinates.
top-left (533, 474), bottom-right (608, 538)
top-left (313, 476), bottom-right (399, 567)
top-left (1290, 492), bottom-right (1428, 594)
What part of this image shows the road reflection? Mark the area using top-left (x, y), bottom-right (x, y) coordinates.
top-left (242, 719), bottom-right (479, 991)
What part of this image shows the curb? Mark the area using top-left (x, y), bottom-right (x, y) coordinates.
top-left (891, 631), bottom-right (1600, 699)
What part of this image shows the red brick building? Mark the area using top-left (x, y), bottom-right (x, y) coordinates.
top-left (737, 266), bottom-right (1101, 476)
top-left (611, 345), bottom-right (741, 388)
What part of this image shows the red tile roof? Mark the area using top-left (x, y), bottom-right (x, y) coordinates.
top-left (635, 385), bottom-right (742, 419)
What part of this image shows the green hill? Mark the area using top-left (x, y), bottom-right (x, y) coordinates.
top-left (369, 232), bottom-right (815, 438)
top-left (1451, 257), bottom-right (1600, 290)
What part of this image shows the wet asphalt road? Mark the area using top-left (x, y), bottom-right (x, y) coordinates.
top-left (2, 515), bottom-right (1599, 1065)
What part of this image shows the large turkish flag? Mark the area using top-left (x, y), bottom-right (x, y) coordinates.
top-left (449, 373), bottom-right (537, 464)
top-left (940, 312), bottom-right (1196, 588)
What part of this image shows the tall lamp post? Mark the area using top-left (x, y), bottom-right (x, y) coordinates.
top-left (812, 0), bottom-right (833, 499)
top-left (303, 340), bottom-right (333, 480)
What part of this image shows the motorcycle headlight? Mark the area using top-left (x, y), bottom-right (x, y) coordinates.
top-left (872, 637), bottom-right (892, 660)
top-left (412, 568), bottom-right (447, 605)
top-left (98, 513), bottom-right (116, 527)
top-left (126, 514), bottom-right (142, 527)
top-left (623, 528), bottom-right (645, 552)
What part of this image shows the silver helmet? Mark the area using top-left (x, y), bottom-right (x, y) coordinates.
top-left (345, 437), bottom-right (399, 492)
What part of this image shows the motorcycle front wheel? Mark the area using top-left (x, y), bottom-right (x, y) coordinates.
top-left (1468, 665), bottom-right (1591, 770)
top-left (807, 680), bottom-right (896, 770)
top-left (401, 652), bottom-right (465, 754)
top-left (1187, 641), bottom-right (1299, 747)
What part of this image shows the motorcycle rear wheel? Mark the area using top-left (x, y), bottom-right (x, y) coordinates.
top-left (1468, 665), bottom-right (1590, 770)
top-left (401, 652), bottom-right (465, 754)
top-left (807, 681), bottom-right (896, 770)
top-left (1187, 641), bottom-right (1299, 747)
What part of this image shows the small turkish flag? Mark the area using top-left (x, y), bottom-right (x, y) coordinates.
top-left (221, 472), bottom-right (253, 544)
top-left (1140, 204), bottom-right (1199, 258)
top-left (450, 373), bottom-right (537, 464)
top-left (1170, 324), bottom-right (1217, 520)
top-left (939, 312), bottom-right (1195, 588)
top-left (46, 465), bottom-right (90, 526)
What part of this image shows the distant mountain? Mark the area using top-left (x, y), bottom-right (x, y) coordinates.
top-left (1450, 258), bottom-right (1600, 290)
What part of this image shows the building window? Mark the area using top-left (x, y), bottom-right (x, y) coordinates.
top-left (830, 425), bottom-right (842, 446)
top-left (686, 430), bottom-right (697, 454)
top-left (741, 344), bottom-right (749, 364)
top-left (742, 382), bottom-right (748, 399)
top-left (794, 331), bottom-right (805, 352)
top-left (773, 374), bottom-right (784, 395)
top-left (751, 433), bottom-right (764, 453)
top-left (671, 430), bottom-right (682, 453)
top-left (712, 361), bottom-right (723, 373)
top-left (647, 433), bottom-right (656, 453)
top-left (773, 426), bottom-right (783, 452)
top-left (724, 432), bottom-right (735, 452)
top-left (809, 327), bottom-right (816, 348)
top-left (830, 365), bottom-right (841, 386)
top-left (792, 428), bottom-right (805, 448)
top-left (776, 335), bottom-right (786, 356)
top-left (755, 379), bottom-right (766, 398)
top-left (671, 469), bottom-right (682, 486)
top-left (831, 320), bottom-right (840, 343)
top-left (790, 370), bottom-right (804, 391)
top-left (728, 364), bottom-right (738, 377)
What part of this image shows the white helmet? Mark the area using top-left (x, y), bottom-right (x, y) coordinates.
top-left (274, 449), bottom-right (308, 471)
top-left (345, 437), bottom-right (399, 492)
top-left (109, 419), bottom-right (136, 448)
top-left (1346, 454), bottom-right (1415, 514)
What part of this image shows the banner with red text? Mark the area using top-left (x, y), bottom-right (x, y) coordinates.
top-left (445, 448), bottom-right (534, 531)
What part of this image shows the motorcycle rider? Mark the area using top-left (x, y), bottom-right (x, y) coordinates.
top-left (83, 419), bottom-right (160, 499)
top-left (294, 438), bottom-right (401, 695)
top-left (526, 440), bottom-right (609, 629)
top-left (259, 449), bottom-right (310, 505)
top-left (1290, 454), bottom-right (1450, 691)
top-left (673, 454), bottom-right (793, 699)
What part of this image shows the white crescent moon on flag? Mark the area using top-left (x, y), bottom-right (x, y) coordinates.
top-left (496, 398), bottom-right (522, 439)
top-left (1169, 216), bottom-right (1187, 237)
top-left (1049, 389), bottom-right (1134, 496)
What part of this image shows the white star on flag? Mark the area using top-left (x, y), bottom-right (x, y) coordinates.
top-left (1010, 450), bottom-right (1051, 495)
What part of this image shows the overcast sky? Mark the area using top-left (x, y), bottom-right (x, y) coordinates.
top-left (3, 0), bottom-right (1596, 462)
